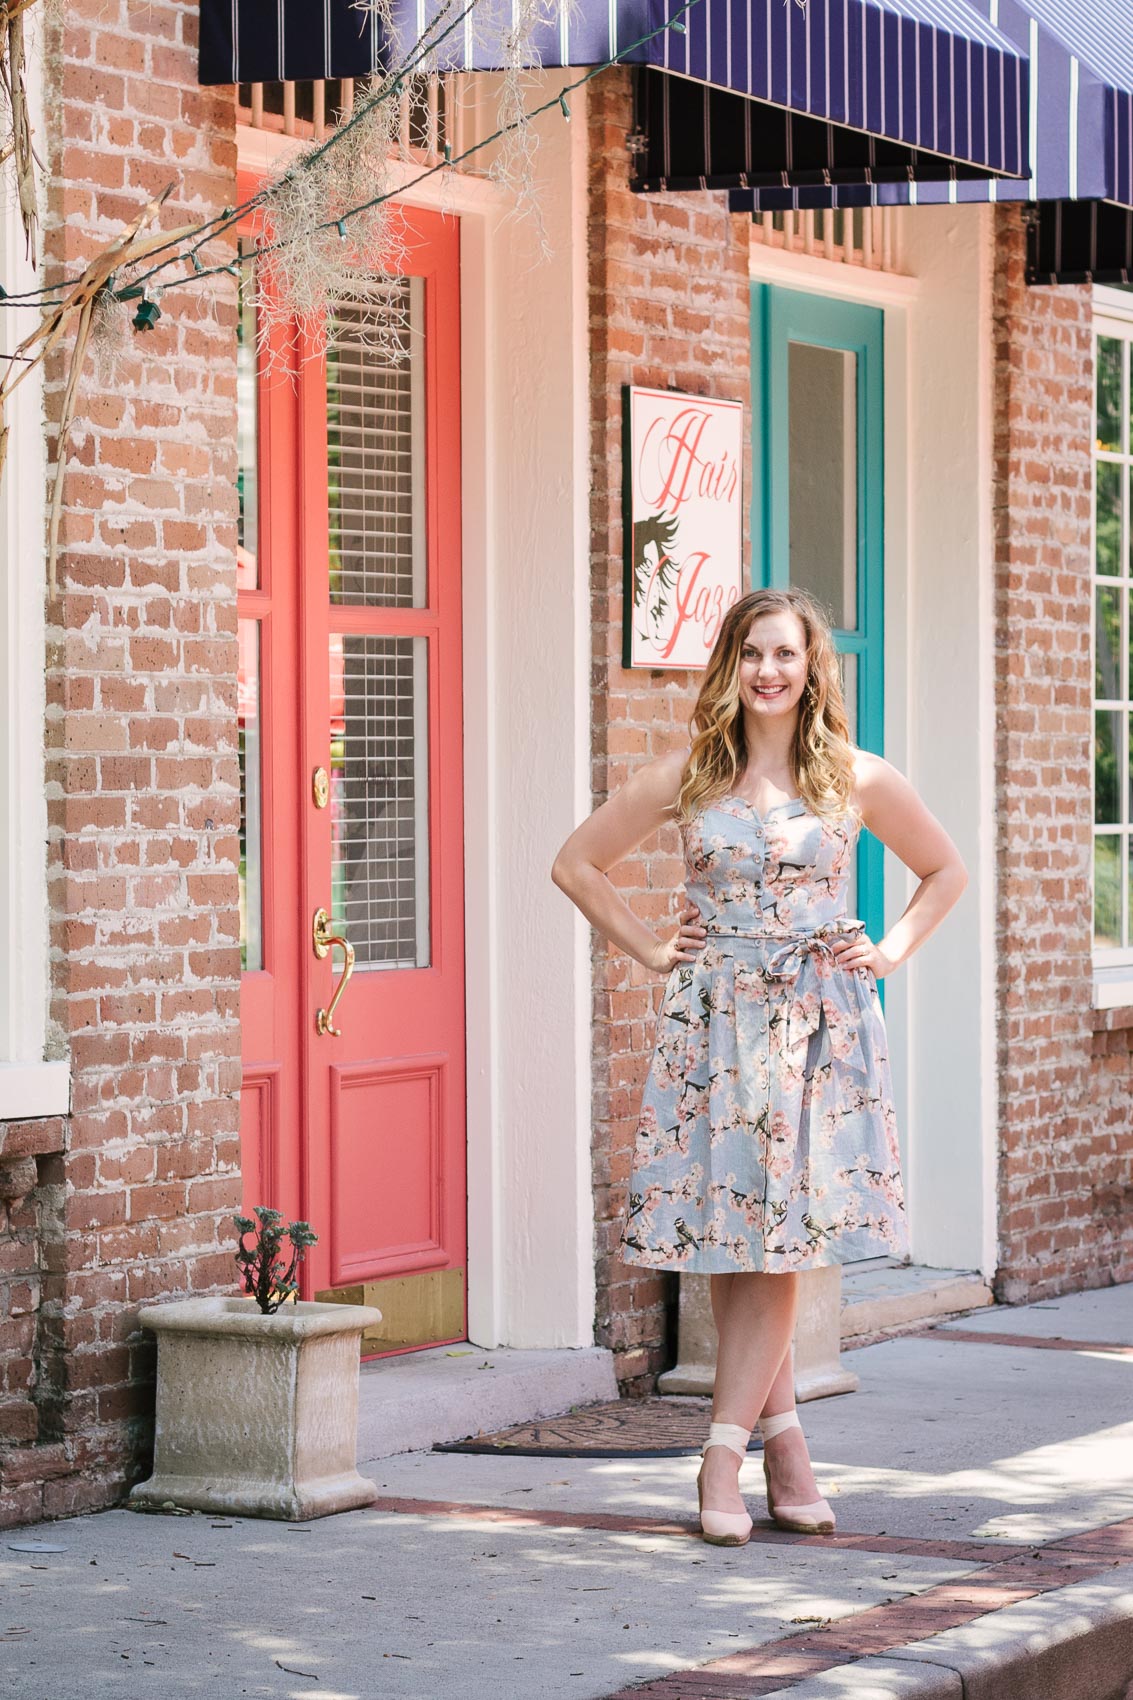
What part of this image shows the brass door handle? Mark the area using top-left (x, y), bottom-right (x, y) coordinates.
top-left (312, 907), bottom-right (355, 1038)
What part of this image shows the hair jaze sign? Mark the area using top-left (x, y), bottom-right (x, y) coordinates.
top-left (622, 385), bottom-right (744, 670)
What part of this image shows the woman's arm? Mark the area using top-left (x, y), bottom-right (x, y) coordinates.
top-left (551, 752), bottom-right (706, 973)
top-left (830, 751), bottom-right (969, 979)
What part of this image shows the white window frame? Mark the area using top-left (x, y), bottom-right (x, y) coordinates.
top-left (0, 21), bottom-right (68, 1118)
top-left (1091, 286), bottom-right (1133, 1009)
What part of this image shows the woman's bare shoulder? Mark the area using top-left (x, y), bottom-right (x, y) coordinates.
top-left (852, 748), bottom-right (905, 784)
top-left (628, 748), bottom-right (689, 810)
top-left (851, 748), bottom-right (913, 806)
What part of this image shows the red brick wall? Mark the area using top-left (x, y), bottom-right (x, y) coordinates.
top-left (0, 1121), bottom-right (66, 1524)
top-left (992, 207), bottom-right (1133, 1301)
top-left (587, 70), bottom-right (752, 1391)
top-left (0, 0), bottom-right (241, 1525)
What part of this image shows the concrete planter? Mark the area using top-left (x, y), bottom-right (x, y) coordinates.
top-left (658, 1266), bottom-right (859, 1402)
top-left (129, 1295), bottom-right (382, 1521)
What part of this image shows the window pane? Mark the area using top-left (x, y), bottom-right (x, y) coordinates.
top-left (1096, 708), bottom-right (1121, 824)
top-left (788, 342), bottom-right (858, 630)
top-left (236, 249), bottom-right (259, 590)
top-left (1096, 460), bottom-right (1122, 576)
top-left (327, 281), bottom-right (426, 608)
top-left (1094, 835), bottom-right (1121, 949)
top-left (329, 634), bottom-right (430, 968)
top-left (1096, 584), bottom-right (1121, 700)
top-left (238, 619), bottom-right (263, 971)
top-left (1096, 335), bottom-right (1123, 453)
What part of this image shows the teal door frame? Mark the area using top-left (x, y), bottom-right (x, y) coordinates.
top-left (750, 283), bottom-right (886, 958)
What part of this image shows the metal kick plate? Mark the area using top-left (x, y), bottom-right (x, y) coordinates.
top-left (316, 1268), bottom-right (465, 1353)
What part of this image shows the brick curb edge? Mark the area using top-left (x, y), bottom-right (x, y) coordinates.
top-left (756, 1574), bottom-right (1133, 1700)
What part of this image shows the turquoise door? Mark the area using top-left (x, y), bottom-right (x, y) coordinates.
top-left (750, 284), bottom-right (885, 968)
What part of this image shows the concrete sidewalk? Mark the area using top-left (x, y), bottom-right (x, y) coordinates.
top-left (5, 1286), bottom-right (1133, 1700)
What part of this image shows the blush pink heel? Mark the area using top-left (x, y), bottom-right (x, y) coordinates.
top-left (696, 1421), bottom-right (755, 1546)
top-left (758, 1410), bottom-right (836, 1535)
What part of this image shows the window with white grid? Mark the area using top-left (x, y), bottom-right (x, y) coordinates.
top-left (327, 286), bottom-right (426, 608)
top-left (329, 633), bottom-right (430, 969)
top-left (325, 286), bottom-right (431, 971)
top-left (1093, 314), bottom-right (1133, 969)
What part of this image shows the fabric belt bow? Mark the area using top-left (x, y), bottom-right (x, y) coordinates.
top-left (760, 921), bottom-right (870, 1081)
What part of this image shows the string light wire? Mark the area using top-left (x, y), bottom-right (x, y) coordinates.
top-left (0, 0), bottom-right (702, 311)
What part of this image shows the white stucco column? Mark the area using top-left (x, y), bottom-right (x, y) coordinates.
top-left (898, 204), bottom-right (998, 1276)
top-left (456, 80), bottom-right (595, 1348)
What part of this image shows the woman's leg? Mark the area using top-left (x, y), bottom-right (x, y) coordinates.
top-left (699, 1271), bottom-right (799, 1513)
top-left (758, 1338), bottom-right (825, 1508)
top-left (761, 1342), bottom-right (795, 1416)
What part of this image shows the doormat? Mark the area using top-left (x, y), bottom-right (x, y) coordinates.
top-left (433, 1397), bottom-right (764, 1459)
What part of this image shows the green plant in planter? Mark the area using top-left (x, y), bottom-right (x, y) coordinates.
top-left (234, 1207), bottom-right (318, 1315)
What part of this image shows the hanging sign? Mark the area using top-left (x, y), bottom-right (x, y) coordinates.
top-left (622, 385), bottom-right (744, 670)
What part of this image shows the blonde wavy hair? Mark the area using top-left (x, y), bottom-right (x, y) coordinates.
top-left (676, 588), bottom-right (859, 825)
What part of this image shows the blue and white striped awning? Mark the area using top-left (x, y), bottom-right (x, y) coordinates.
top-left (729, 0), bottom-right (1133, 282)
top-left (198, 0), bottom-right (633, 84)
top-left (636, 0), bottom-right (1028, 178)
top-left (630, 58), bottom-right (1022, 195)
top-left (1011, 0), bottom-right (1133, 206)
top-left (200, 0), bottom-right (1029, 185)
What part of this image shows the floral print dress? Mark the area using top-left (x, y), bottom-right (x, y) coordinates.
top-left (619, 794), bottom-right (909, 1274)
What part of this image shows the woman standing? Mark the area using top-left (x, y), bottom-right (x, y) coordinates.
top-left (552, 588), bottom-right (967, 1547)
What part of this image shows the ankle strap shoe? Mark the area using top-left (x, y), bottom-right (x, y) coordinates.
top-left (697, 1421), bottom-right (754, 1546)
top-left (758, 1410), bottom-right (835, 1535)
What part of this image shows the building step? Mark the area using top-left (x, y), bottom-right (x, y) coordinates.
top-left (841, 1259), bottom-right (994, 1345)
top-left (355, 1343), bottom-right (618, 1461)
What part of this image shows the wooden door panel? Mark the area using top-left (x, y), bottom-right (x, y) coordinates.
top-left (328, 1057), bottom-right (449, 1286)
top-left (238, 1067), bottom-right (281, 1212)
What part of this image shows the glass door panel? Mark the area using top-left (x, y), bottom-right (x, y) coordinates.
top-left (328, 633), bottom-right (430, 969)
top-left (327, 284), bottom-right (427, 608)
top-left (236, 247), bottom-right (260, 591)
top-left (237, 617), bottom-right (263, 971)
top-left (788, 342), bottom-right (858, 632)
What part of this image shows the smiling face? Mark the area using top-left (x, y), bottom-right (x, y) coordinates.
top-left (736, 609), bottom-right (810, 721)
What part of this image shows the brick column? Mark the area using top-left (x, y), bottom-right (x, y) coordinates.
top-left (587, 69), bottom-right (752, 1390)
top-left (992, 207), bottom-right (1133, 1300)
top-left (0, 0), bottom-right (242, 1526)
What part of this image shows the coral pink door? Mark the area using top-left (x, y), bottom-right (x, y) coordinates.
top-left (238, 195), bottom-right (466, 1351)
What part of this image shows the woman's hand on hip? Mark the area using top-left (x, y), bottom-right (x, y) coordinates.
top-left (647, 903), bottom-right (706, 974)
top-left (830, 931), bottom-right (894, 979)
